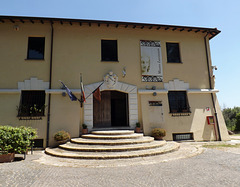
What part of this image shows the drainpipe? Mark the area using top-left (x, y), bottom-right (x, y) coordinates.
top-left (46, 23), bottom-right (54, 147)
top-left (204, 32), bottom-right (221, 141)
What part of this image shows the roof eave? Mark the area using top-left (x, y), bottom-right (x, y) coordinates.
top-left (0, 15), bottom-right (221, 39)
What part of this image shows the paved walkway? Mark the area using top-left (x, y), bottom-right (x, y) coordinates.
top-left (1, 136), bottom-right (240, 187)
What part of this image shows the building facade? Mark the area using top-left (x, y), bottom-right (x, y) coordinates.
top-left (0, 16), bottom-right (229, 147)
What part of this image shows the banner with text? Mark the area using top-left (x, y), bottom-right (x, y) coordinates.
top-left (140, 40), bottom-right (163, 82)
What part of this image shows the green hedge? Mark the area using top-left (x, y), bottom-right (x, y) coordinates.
top-left (0, 126), bottom-right (37, 155)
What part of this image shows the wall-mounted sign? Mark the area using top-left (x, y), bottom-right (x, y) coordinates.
top-left (140, 40), bottom-right (163, 82)
top-left (149, 101), bottom-right (162, 106)
top-left (207, 116), bottom-right (215, 125)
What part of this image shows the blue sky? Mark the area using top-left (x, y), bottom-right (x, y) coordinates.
top-left (1, 0), bottom-right (239, 108)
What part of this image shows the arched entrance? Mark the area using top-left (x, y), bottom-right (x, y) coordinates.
top-left (83, 81), bottom-right (138, 130)
top-left (93, 91), bottom-right (129, 128)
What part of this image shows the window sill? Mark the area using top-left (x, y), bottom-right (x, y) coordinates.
top-left (101, 60), bottom-right (119, 63)
top-left (17, 114), bottom-right (45, 117)
top-left (167, 61), bottom-right (183, 64)
top-left (170, 109), bottom-right (191, 113)
top-left (25, 59), bottom-right (45, 61)
top-left (17, 116), bottom-right (44, 120)
top-left (169, 111), bottom-right (191, 117)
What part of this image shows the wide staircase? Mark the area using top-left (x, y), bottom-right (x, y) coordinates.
top-left (45, 130), bottom-right (180, 159)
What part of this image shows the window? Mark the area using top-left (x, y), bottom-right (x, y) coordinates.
top-left (33, 139), bottom-right (44, 148)
top-left (168, 91), bottom-right (190, 113)
top-left (166, 42), bottom-right (181, 63)
top-left (18, 91), bottom-right (46, 117)
top-left (101, 40), bottom-right (118, 61)
top-left (27, 37), bottom-right (45, 60)
top-left (173, 133), bottom-right (193, 141)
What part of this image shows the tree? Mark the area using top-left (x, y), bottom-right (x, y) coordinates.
top-left (235, 112), bottom-right (240, 132)
top-left (222, 107), bottom-right (240, 131)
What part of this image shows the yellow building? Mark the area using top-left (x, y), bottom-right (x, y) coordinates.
top-left (0, 16), bottom-right (229, 147)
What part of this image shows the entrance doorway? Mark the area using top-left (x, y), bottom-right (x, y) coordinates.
top-left (93, 91), bottom-right (129, 128)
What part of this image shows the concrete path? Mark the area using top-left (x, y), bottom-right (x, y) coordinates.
top-left (1, 137), bottom-right (240, 187)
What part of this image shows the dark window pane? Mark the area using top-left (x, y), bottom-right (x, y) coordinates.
top-left (27, 37), bottom-right (45, 59)
top-left (166, 43), bottom-right (181, 63)
top-left (101, 40), bottom-right (118, 61)
top-left (168, 91), bottom-right (190, 113)
top-left (33, 139), bottom-right (44, 148)
top-left (18, 91), bottom-right (46, 116)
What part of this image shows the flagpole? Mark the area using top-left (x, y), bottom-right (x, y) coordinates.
top-left (79, 73), bottom-right (84, 136)
top-left (85, 81), bottom-right (104, 100)
top-left (80, 73), bottom-right (83, 108)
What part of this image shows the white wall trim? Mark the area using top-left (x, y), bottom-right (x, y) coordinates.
top-left (0, 88), bottom-right (219, 94)
top-left (83, 81), bottom-right (138, 130)
top-left (0, 89), bottom-right (20, 94)
top-left (164, 79), bottom-right (189, 90)
top-left (187, 89), bottom-right (219, 94)
top-left (138, 89), bottom-right (168, 94)
top-left (45, 89), bottom-right (81, 94)
top-left (138, 88), bottom-right (219, 94)
top-left (18, 77), bottom-right (49, 90)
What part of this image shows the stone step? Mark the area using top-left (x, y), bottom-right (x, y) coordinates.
top-left (71, 136), bottom-right (154, 145)
top-left (91, 130), bottom-right (135, 135)
top-left (92, 127), bottom-right (134, 131)
top-left (45, 142), bottom-right (180, 159)
top-left (59, 140), bottom-right (166, 152)
top-left (81, 133), bottom-right (143, 140)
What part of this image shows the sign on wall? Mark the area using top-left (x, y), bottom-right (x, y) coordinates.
top-left (140, 40), bottom-right (163, 82)
top-left (149, 101), bottom-right (162, 106)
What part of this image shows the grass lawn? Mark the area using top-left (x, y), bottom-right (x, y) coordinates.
top-left (231, 133), bottom-right (240, 136)
top-left (203, 144), bottom-right (240, 149)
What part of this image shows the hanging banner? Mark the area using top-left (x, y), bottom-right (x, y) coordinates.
top-left (140, 40), bottom-right (163, 82)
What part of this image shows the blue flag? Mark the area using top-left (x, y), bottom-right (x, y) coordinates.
top-left (60, 81), bottom-right (78, 101)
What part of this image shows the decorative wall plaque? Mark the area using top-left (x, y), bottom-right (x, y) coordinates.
top-left (104, 71), bottom-right (118, 89)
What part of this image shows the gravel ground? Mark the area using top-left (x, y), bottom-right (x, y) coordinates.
top-left (0, 138), bottom-right (240, 187)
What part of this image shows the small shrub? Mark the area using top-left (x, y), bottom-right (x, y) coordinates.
top-left (82, 124), bottom-right (87, 129)
top-left (152, 128), bottom-right (166, 138)
top-left (136, 122), bottom-right (141, 128)
top-left (54, 130), bottom-right (70, 141)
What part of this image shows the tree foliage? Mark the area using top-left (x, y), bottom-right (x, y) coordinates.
top-left (0, 126), bottom-right (37, 154)
top-left (222, 107), bottom-right (240, 131)
top-left (235, 112), bottom-right (240, 131)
